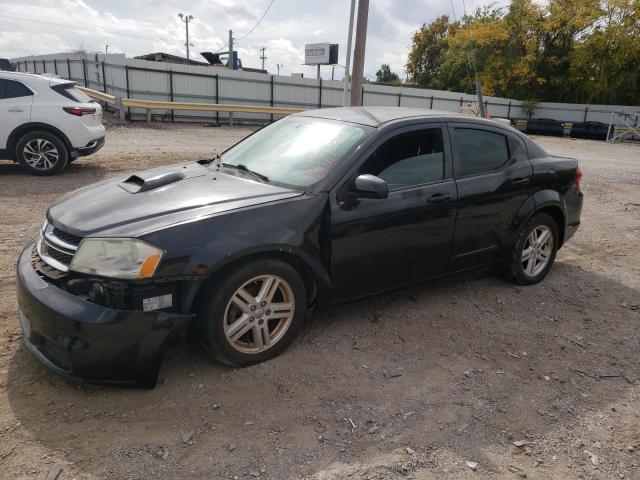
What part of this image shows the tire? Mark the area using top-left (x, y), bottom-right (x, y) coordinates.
top-left (502, 212), bottom-right (559, 285)
top-left (15, 131), bottom-right (69, 175)
top-left (196, 259), bottom-right (307, 367)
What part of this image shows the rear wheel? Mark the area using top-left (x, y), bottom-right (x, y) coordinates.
top-left (503, 212), bottom-right (559, 285)
top-left (196, 259), bottom-right (307, 367)
top-left (15, 131), bottom-right (68, 175)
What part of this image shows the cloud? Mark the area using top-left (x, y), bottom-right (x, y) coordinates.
top-left (1, 0), bottom-right (509, 79)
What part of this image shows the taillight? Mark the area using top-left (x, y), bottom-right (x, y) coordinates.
top-left (575, 166), bottom-right (582, 188)
top-left (63, 106), bottom-right (96, 116)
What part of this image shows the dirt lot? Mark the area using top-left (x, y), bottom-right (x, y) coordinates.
top-left (0, 123), bottom-right (639, 480)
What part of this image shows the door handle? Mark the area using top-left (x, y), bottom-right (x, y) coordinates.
top-left (512, 177), bottom-right (531, 186)
top-left (7, 107), bottom-right (24, 112)
top-left (426, 193), bottom-right (453, 203)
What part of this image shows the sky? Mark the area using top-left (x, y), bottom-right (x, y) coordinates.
top-left (0, 0), bottom-right (508, 79)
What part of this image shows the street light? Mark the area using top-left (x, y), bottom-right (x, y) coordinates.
top-left (276, 63), bottom-right (283, 75)
top-left (178, 13), bottom-right (194, 60)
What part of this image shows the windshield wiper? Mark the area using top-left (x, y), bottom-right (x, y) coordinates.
top-left (222, 163), bottom-right (269, 183)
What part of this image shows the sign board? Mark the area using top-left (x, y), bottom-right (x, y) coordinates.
top-left (305, 43), bottom-right (339, 65)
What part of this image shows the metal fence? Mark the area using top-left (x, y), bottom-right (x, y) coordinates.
top-left (12, 52), bottom-right (639, 126)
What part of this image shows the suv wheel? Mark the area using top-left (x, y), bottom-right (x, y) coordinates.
top-left (503, 212), bottom-right (559, 285)
top-left (197, 259), bottom-right (307, 367)
top-left (15, 131), bottom-right (69, 175)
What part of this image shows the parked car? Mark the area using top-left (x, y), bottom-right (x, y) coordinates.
top-left (0, 58), bottom-right (16, 71)
top-left (570, 121), bottom-right (609, 141)
top-left (16, 107), bottom-right (583, 387)
top-left (525, 117), bottom-right (565, 137)
top-left (0, 71), bottom-right (105, 175)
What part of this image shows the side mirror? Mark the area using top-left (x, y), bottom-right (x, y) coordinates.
top-left (353, 174), bottom-right (389, 199)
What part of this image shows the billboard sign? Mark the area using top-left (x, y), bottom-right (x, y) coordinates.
top-left (305, 43), bottom-right (338, 65)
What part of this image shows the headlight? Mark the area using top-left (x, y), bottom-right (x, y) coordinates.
top-left (70, 238), bottom-right (164, 279)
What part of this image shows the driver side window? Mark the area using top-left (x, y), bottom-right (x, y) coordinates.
top-left (359, 128), bottom-right (445, 190)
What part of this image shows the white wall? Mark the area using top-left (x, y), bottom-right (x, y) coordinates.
top-left (12, 53), bottom-right (639, 126)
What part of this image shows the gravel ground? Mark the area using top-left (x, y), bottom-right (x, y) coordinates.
top-left (0, 123), bottom-right (639, 480)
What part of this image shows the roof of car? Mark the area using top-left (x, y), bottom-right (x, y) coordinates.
top-left (295, 106), bottom-right (487, 127)
top-left (0, 70), bottom-right (72, 86)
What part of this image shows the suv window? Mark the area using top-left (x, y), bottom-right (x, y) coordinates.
top-left (454, 128), bottom-right (510, 177)
top-left (0, 79), bottom-right (33, 100)
top-left (360, 129), bottom-right (445, 190)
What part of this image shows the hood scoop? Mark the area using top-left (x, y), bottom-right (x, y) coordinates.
top-left (120, 171), bottom-right (186, 193)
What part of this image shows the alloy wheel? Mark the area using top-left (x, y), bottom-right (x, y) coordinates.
top-left (23, 139), bottom-right (59, 171)
top-left (521, 225), bottom-right (553, 277)
top-left (223, 275), bottom-right (295, 354)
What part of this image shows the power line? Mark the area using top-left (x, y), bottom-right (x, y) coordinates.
top-left (236, 0), bottom-right (275, 40)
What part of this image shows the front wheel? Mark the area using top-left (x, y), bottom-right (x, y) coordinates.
top-left (196, 259), bottom-right (307, 367)
top-left (15, 131), bottom-right (69, 175)
top-left (503, 212), bottom-right (559, 285)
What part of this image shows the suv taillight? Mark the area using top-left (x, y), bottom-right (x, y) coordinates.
top-left (575, 166), bottom-right (582, 188)
top-left (63, 106), bottom-right (96, 116)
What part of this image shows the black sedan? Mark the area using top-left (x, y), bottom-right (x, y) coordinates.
top-left (16, 107), bottom-right (583, 387)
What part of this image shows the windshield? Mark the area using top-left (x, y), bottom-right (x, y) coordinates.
top-left (219, 116), bottom-right (372, 187)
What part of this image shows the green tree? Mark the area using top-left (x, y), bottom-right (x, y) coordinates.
top-left (404, 0), bottom-right (640, 105)
top-left (375, 64), bottom-right (400, 83)
top-left (406, 15), bottom-right (458, 88)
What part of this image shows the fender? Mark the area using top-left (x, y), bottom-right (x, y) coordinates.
top-left (143, 193), bottom-right (333, 310)
top-left (509, 189), bottom-right (567, 247)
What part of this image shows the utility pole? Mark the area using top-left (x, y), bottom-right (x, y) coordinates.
top-left (178, 13), bottom-right (194, 60)
top-left (350, 0), bottom-right (368, 107)
top-left (259, 47), bottom-right (267, 71)
top-left (228, 30), bottom-right (234, 69)
top-left (342, 0), bottom-right (356, 106)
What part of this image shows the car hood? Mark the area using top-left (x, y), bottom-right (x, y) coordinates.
top-left (48, 163), bottom-right (303, 237)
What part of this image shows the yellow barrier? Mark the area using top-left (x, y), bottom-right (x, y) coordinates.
top-left (78, 86), bottom-right (303, 117)
top-left (77, 86), bottom-right (117, 105)
top-left (121, 98), bottom-right (303, 116)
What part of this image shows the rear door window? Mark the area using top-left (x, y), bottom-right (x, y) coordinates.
top-left (453, 128), bottom-right (510, 177)
top-left (0, 79), bottom-right (33, 99)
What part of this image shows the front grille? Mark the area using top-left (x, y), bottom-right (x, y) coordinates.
top-left (52, 227), bottom-right (81, 247)
top-left (36, 221), bottom-right (82, 272)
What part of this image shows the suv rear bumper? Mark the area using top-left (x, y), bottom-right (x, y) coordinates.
top-left (70, 135), bottom-right (105, 158)
top-left (16, 241), bottom-right (191, 387)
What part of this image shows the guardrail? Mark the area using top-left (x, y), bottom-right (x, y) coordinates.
top-left (78, 86), bottom-right (303, 123)
top-left (78, 86), bottom-right (117, 104)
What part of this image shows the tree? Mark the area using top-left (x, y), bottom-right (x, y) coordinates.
top-left (375, 64), bottom-right (400, 83)
top-left (406, 15), bottom-right (458, 88)
top-left (404, 0), bottom-right (640, 105)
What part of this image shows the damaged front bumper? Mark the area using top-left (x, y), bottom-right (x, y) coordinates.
top-left (16, 242), bottom-right (191, 387)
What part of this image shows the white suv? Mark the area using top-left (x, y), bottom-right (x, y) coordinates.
top-left (0, 71), bottom-right (105, 175)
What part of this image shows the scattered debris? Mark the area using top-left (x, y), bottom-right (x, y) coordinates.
top-left (465, 460), bottom-right (479, 471)
top-left (180, 431), bottom-right (194, 444)
top-left (46, 463), bottom-right (63, 480)
top-left (383, 370), bottom-right (403, 379)
top-left (513, 440), bottom-right (527, 447)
